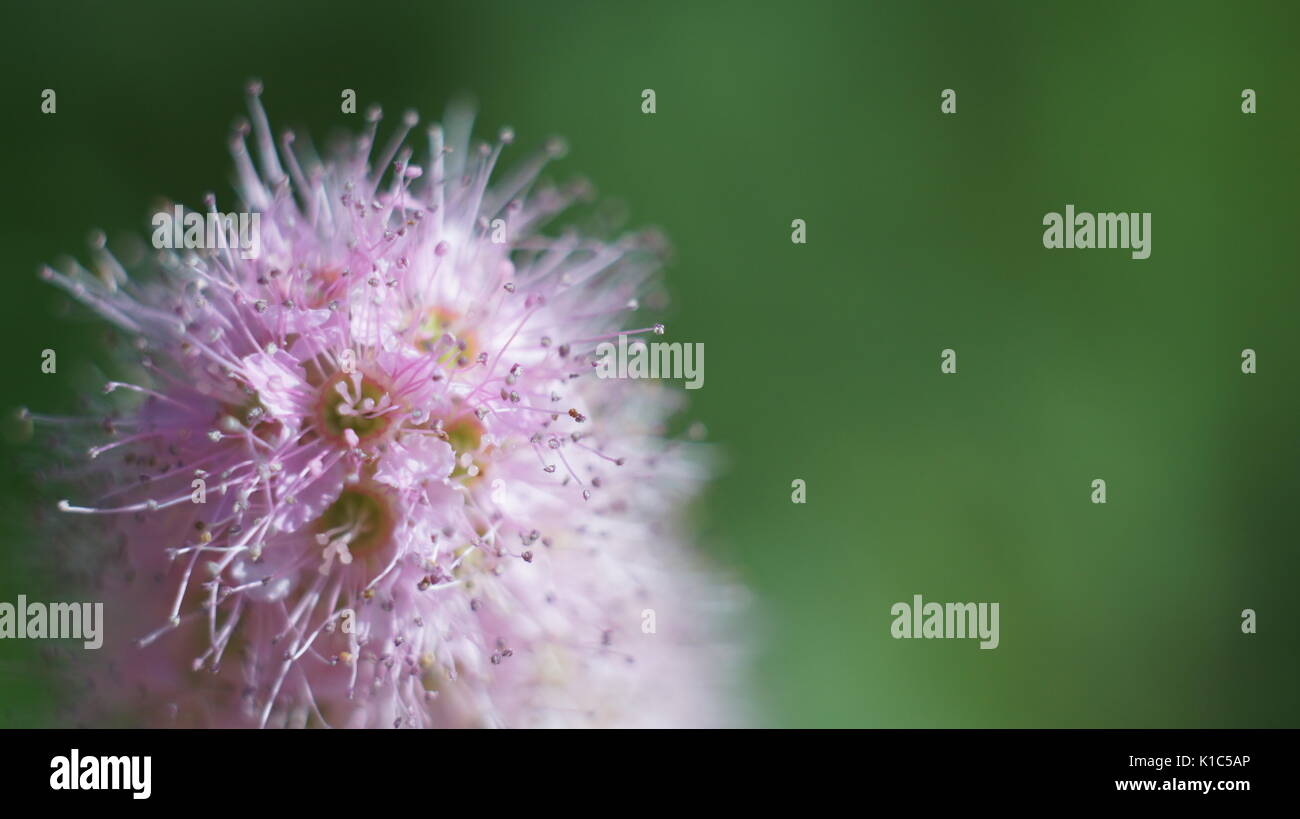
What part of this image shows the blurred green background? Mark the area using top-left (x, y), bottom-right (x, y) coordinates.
top-left (1, 0), bottom-right (1297, 727)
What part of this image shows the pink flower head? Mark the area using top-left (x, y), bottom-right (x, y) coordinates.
top-left (36, 83), bottom-right (740, 728)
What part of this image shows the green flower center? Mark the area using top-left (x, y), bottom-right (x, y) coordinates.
top-left (314, 486), bottom-right (394, 574)
top-left (315, 371), bottom-right (393, 444)
top-left (417, 307), bottom-right (477, 365)
top-left (444, 416), bottom-right (484, 479)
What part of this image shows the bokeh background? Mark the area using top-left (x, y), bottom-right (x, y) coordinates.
top-left (1, 0), bottom-right (1297, 727)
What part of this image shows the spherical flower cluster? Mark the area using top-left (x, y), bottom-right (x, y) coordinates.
top-left (33, 84), bottom-right (738, 728)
